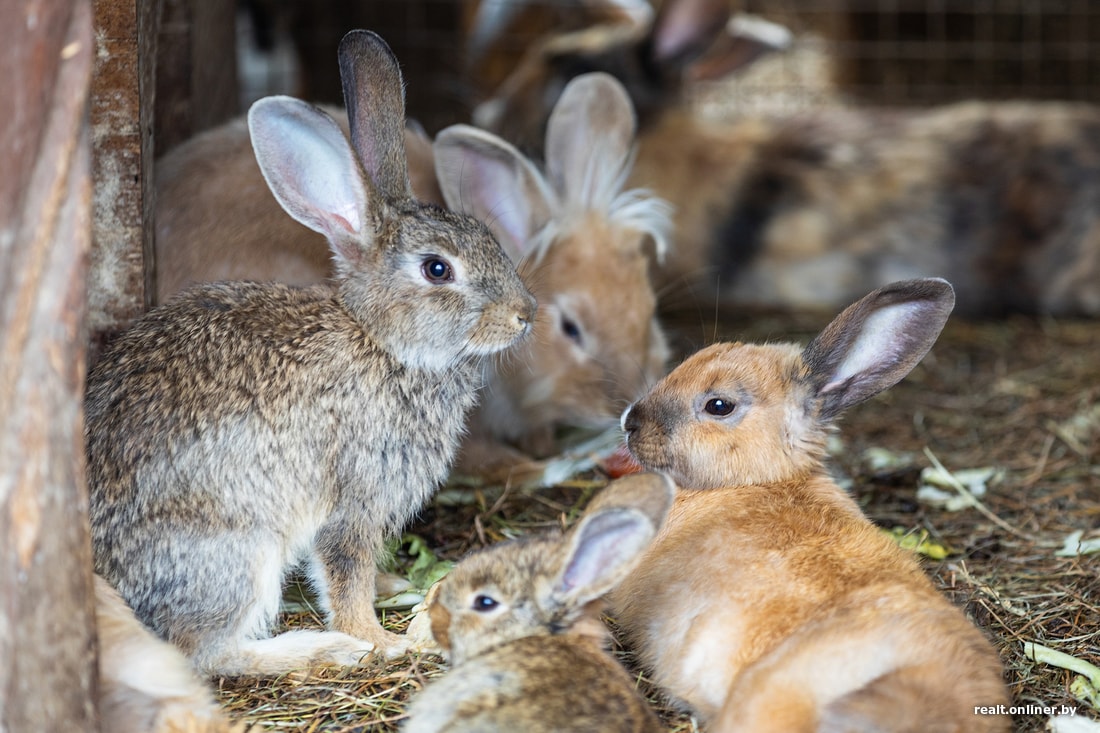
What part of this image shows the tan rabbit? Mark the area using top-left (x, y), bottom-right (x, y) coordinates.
top-left (94, 575), bottom-right (251, 733)
top-left (615, 278), bottom-right (1010, 732)
top-left (155, 114), bottom-right (443, 300)
top-left (477, 0), bottom-right (1100, 316)
top-left (86, 31), bottom-right (535, 677)
top-left (404, 472), bottom-right (674, 733)
top-left (433, 71), bottom-right (672, 471)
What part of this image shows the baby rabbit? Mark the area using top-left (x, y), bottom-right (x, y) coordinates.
top-left (433, 71), bottom-right (672, 470)
top-left (95, 575), bottom-right (249, 733)
top-left (616, 278), bottom-right (1010, 732)
top-left (86, 31), bottom-right (535, 677)
top-left (404, 472), bottom-right (674, 733)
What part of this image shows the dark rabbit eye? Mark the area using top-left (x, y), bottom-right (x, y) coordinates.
top-left (472, 594), bottom-right (499, 612)
top-left (705, 398), bottom-right (736, 417)
top-left (422, 257), bottom-right (454, 284)
top-left (561, 316), bottom-right (583, 344)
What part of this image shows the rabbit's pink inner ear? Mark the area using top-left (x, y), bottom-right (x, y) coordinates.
top-left (805, 278), bottom-right (955, 419)
top-left (556, 510), bottom-right (654, 605)
top-left (249, 97), bottom-right (368, 242)
top-left (650, 0), bottom-right (731, 65)
top-left (434, 126), bottom-right (554, 264)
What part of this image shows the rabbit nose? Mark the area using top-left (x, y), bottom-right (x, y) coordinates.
top-left (621, 404), bottom-right (638, 434)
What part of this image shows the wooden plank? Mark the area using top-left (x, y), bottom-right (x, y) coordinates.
top-left (155, 0), bottom-right (239, 156)
top-left (0, 0), bottom-right (97, 730)
top-left (88, 0), bottom-right (163, 357)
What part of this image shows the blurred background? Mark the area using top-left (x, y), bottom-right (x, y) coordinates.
top-left (156, 0), bottom-right (1100, 156)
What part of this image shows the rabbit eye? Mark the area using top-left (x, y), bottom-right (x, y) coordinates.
top-left (421, 257), bottom-right (454, 284)
top-left (561, 316), bottom-right (583, 344)
top-left (705, 398), bottom-right (736, 417)
top-left (472, 594), bottom-right (499, 612)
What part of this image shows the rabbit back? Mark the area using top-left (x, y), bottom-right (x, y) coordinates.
top-left (612, 480), bottom-right (1008, 730)
top-left (405, 635), bottom-right (662, 733)
top-left (635, 101), bottom-right (1100, 315)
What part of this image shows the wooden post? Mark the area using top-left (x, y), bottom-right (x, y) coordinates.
top-left (155, 0), bottom-right (240, 156)
top-left (87, 0), bottom-right (163, 358)
top-left (0, 0), bottom-right (98, 730)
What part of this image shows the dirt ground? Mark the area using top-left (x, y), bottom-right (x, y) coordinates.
top-left (217, 308), bottom-right (1099, 732)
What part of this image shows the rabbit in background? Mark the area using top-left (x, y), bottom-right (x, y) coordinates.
top-left (433, 71), bottom-right (673, 474)
top-left (95, 575), bottom-right (253, 733)
top-left (157, 67), bottom-right (672, 476)
top-left (477, 0), bottom-right (1100, 316)
top-left (403, 472), bottom-right (674, 733)
top-left (615, 278), bottom-right (1011, 732)
top-left (155, 115), bottom-right (443, 299)
top-left (86, 31), bottom-right (535, 677)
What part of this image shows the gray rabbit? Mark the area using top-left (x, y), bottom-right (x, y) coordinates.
top-left (85, 30), bottom-right (536, 677)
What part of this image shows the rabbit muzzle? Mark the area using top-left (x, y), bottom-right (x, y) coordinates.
top-left (620, 399), bottom-right (679, 474)
top-left (471, 289), bottom-right (538, 356)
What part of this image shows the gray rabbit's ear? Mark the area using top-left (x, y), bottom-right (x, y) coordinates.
top-left (545, 72), bottom-right (636, 206)
top-left (552, 473), bottom-right (674, 607)
top-left (802, 278), bottom-right (956, 421)
top-left (249, 97), bottom-right (369, 257)
top-left (338, 30), bottom-right (412, 202)
top-left (433, 124), bottom-right (555, 264)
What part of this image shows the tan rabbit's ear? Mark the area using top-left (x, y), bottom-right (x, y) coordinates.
top-left (545, 72), bottom-right (635, 206)
top-left (802, 278), bottom-right (956, 421)
top-left (552, 473), bottom-right (674, 607)
top-left (434, 124), bottom-right (556, 263)
top-left (338, 30), bottom-right (412, 203)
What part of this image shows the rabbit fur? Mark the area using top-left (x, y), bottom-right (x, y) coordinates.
top-left (615, 278), bottom-right (1010, 732)
top-left (156, 70), bottom-right (672, 472)
top-left (86, 31), bottom-right (535, 677)
top-left (404, 472), bottom-right (674, 733)
top-left (94, 575), bottom-right (252, 733)
top-left (477, 0), bottom-right (1100, 316)
top-left (433, 71), bottom-right (673, 470)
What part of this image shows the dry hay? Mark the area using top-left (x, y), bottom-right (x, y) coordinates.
top-left (214, 311), bottom-right (1098, 732)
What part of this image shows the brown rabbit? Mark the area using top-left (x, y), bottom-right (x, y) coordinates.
top-left (615, 278), bottom-right (1010, 732)
top-left (433, 71), bottom-right (672, 471)
top-left (94, 575), bottom-right (252, 733)
top-left (155, 113), bottom-right (443, 300)
top-left (86, 31), bottom-right (535, 677)
top-left (477, 0), bottom-right (1100, 316)
top-left (404, 472), bottom-right (674, 733)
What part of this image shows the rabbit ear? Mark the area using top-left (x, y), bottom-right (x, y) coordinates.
top-left (338, 30), bottom-right (412, 202)
top-left (248, 96), bottom-right (368, 248)
top-left (802, 278), bottom-right (956, 421)
top-left (552, 473), bottom-right (674, 607)
top-left (687, 14), bottom-right (792, 82)
top-left (544, 72), bottom-right (636, 206)
top-left (649, 0), bottom-right (731, 67)
top-left (434, 124), bottom-right (556, 263)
